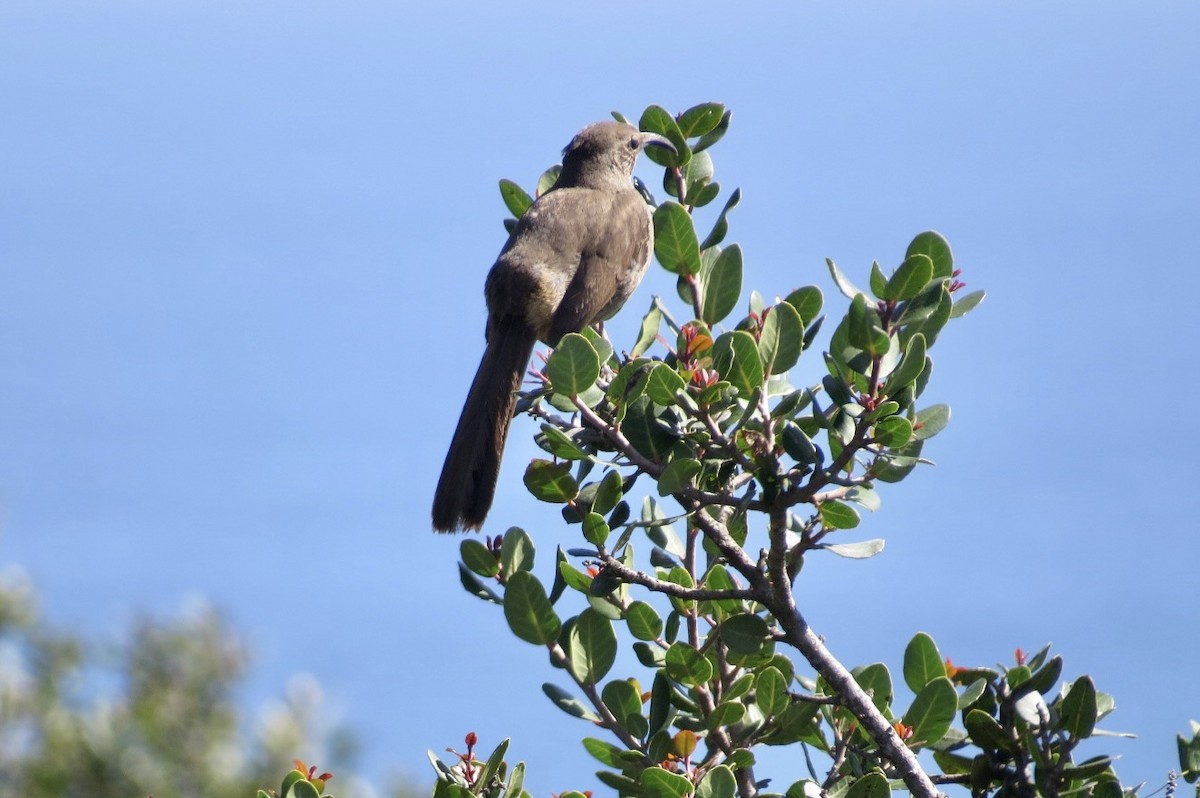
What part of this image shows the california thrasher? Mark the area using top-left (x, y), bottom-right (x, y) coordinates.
top-left (431, 121), bottom-right (675, 532)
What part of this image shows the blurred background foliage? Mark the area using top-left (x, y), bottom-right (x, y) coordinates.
top-left (0, 564), bottom-right (420, 798)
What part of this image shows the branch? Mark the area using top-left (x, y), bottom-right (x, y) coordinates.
top-left (772, 595), bottom-right (943, 798)
top-left (595, 552), bottom-right (755, 602)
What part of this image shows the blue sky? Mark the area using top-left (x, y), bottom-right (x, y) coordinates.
top-left (2, 1), bottom-right (1198, 795)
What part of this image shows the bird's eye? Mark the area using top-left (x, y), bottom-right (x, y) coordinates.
top-left (628, 137), bottom-right (640, 150)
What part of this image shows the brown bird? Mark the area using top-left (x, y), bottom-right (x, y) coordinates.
top-left (432, 121), bottom-right (676, 532)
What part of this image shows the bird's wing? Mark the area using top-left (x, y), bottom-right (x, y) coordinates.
top-left (545, 191), bottom-right (652, 345)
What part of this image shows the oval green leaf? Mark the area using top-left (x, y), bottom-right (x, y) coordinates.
top-left (817, 500), bottom-right (860, 530)
top-left (653, 202), bottom-right (702, 275)
top-left (906, 231), bottom-right (954, 279)
top-left (546, 333), bottom-right (600, 397)
top-left (701, 244), bottom-right (743, 324)
top-left (758, 300), bottom-right (804, 376)
top-left (885, 254), bottom-right (935, 301)
top-left (498, 178), bottom-right (533, 219)
top-left (903, 632), bottom-right (944, 692)
top-left (665, 642), bottom-right (714, 685)
top-left (712, 329), bottom-right (764, 396)
top-left (523, 459), bottom-right (579, 504)
top-left (504, 570), bottom-right (561, 645)
top-left (902, 676), bottom-right (958, 745)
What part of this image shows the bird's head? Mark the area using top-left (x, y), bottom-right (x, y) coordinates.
top-left (557, 121), bottom-right (677, 190)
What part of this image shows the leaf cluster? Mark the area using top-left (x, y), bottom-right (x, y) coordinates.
top-left (444, 102), bottom-right (1146, 798)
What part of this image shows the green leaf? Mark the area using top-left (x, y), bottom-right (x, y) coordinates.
top-left (477, 738), bottom-right (510, 791)
top-left (582, 511), bottom-right (610, 546)
top-left (649, 672), bottom-right (674, 735)
top-left (853, 663), bottom-right (893, 714)
top-left (657, 457), bottom-right (701, 496)
top-left (632, 301), bottom-right (664, 358)
top-left (506, 761), bottom-right (525, 798)
top-left (639, 105), bottom-right (690, 166)
top-left (1026, 655), bottom-right (1063, 695)
top-left (885, 254), bottom-right (935, 301)
top-left (758, 300), bottom-right (804, 376)
top-left (884, 333), bottom-right (927, 395)
top-left (874, 415), bottom-right (913, 448)
top-left (644, 362), bottom-right (687, 405)
top-left (537, 165), bottom-right (561, 197)
top-left (784, 285), bottom-right (823, 325)
top-left (647, 509), bottom-right (686, 558)
top-left (826, 258), bottom-right (866, 299)
top-left (719, 613), bottom-right (769, 655)
top-left (664, 566), bottom-right (696, 613)
top-left (897, 279), bottom-right (948, 327)
top-left (950, 289), bottom-right (985, 319)
top-left (697, 766), bottom-right (737, 798)
top-left (846, 294), bottom-right (890, 356)
top-left (498, 178), bottom-right (533, 219)
top-left (500, 527), bottom-right (535, 574)
top-left (595, 772), bottom-right (641, 794)
top-left (642, 767), bottom-right (694, 798)
top-left (678, 102), bottom-right (726, 137)
top-left (523, 459), bottom-right (579, 504)
top-left (557, 559), bottom-right (592, 593)
top-left (844, 772), bottom-right (890, 798)
top-left (665, 642), bottom-right (714, 685)
top-left (906, 231), bottom-right (954, 279)
top-left (538, 424), bottom-right (589, 460)
top-left (568, 608), bottom-right (617, 683)
top-left (287, 779), bottom-right (321, 798)
top-left (460, 539), bottom-right (499, 577)
top-left (845, 484), bottom-right (881, 511)
top-left (1178, 728), bottom-right (1200, 779)
top-left (902, 676), bottom-right (958, 745)
top-left (546, 333), bottom-right (600, 397)
top-left (869, 261), bottom-right (888, 298)
top-left (623, 395), bottom-right (678, 459)
top-left (965, 708), bottom-right (1013, 753)
top-left (1060, 675), bottom-right (1098, 739)
top-left (700, 565), bottom-right (742, 617)
top-left (626, 600), bottom-right (663, 641)
top-left (912, 403), bottom-right (950, 440)
top-left (592, 469), bottom-right (624, 516)
top-left (601, 678), bottom-right (644, 730)
top-left (700, 186), bottom-right (741, 250)
top-left (693, 109), bottom-right (731, 153)
top-left (824, 539), bottom-right (884, 559)
top-left (903, 632), bottom-right (944, 692)
top-left (582, 737), bottom-right (623, 767)
top-left (817, 500), bottom-right (860, 530)
top-left (503, 570), bottom-right (561, 645)
top-left (756, 666), bottom-right (789, 716)
top-left (653, 202), bottom-right (702, 275)
top-left (709, 701), bottom-right (746, 730)
top-left (1061, 756), bottom-right (1117, 781)
top-left (712, 330), bottom-right (764, 396)
top-left (543, 682), bottom-right (600, 721)
top-left (904, 285), bottom-right (953, 348)
top-left (701, 244), bottom-right (743, 324)
top-left (458, 563), bottom-right (502, 604)
top-left (871, 437), bottom-right (924, 483)
top-left (958, 678), bottom-right (987, 709)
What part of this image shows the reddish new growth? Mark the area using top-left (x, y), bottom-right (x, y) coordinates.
top-left (678, 322), bottom-right (713, 367)
top-left (1015, 648), bottom-right (1026, 666)
top-left (949, 268), bottom-right (967, 293)
top-left (447, 732), bottom-right (481, 786)
top-left (293, 759), bottom-right (333, 783)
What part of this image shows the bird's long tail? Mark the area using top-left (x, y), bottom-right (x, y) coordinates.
top-left (431, 324), bottom-right (536, 532)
